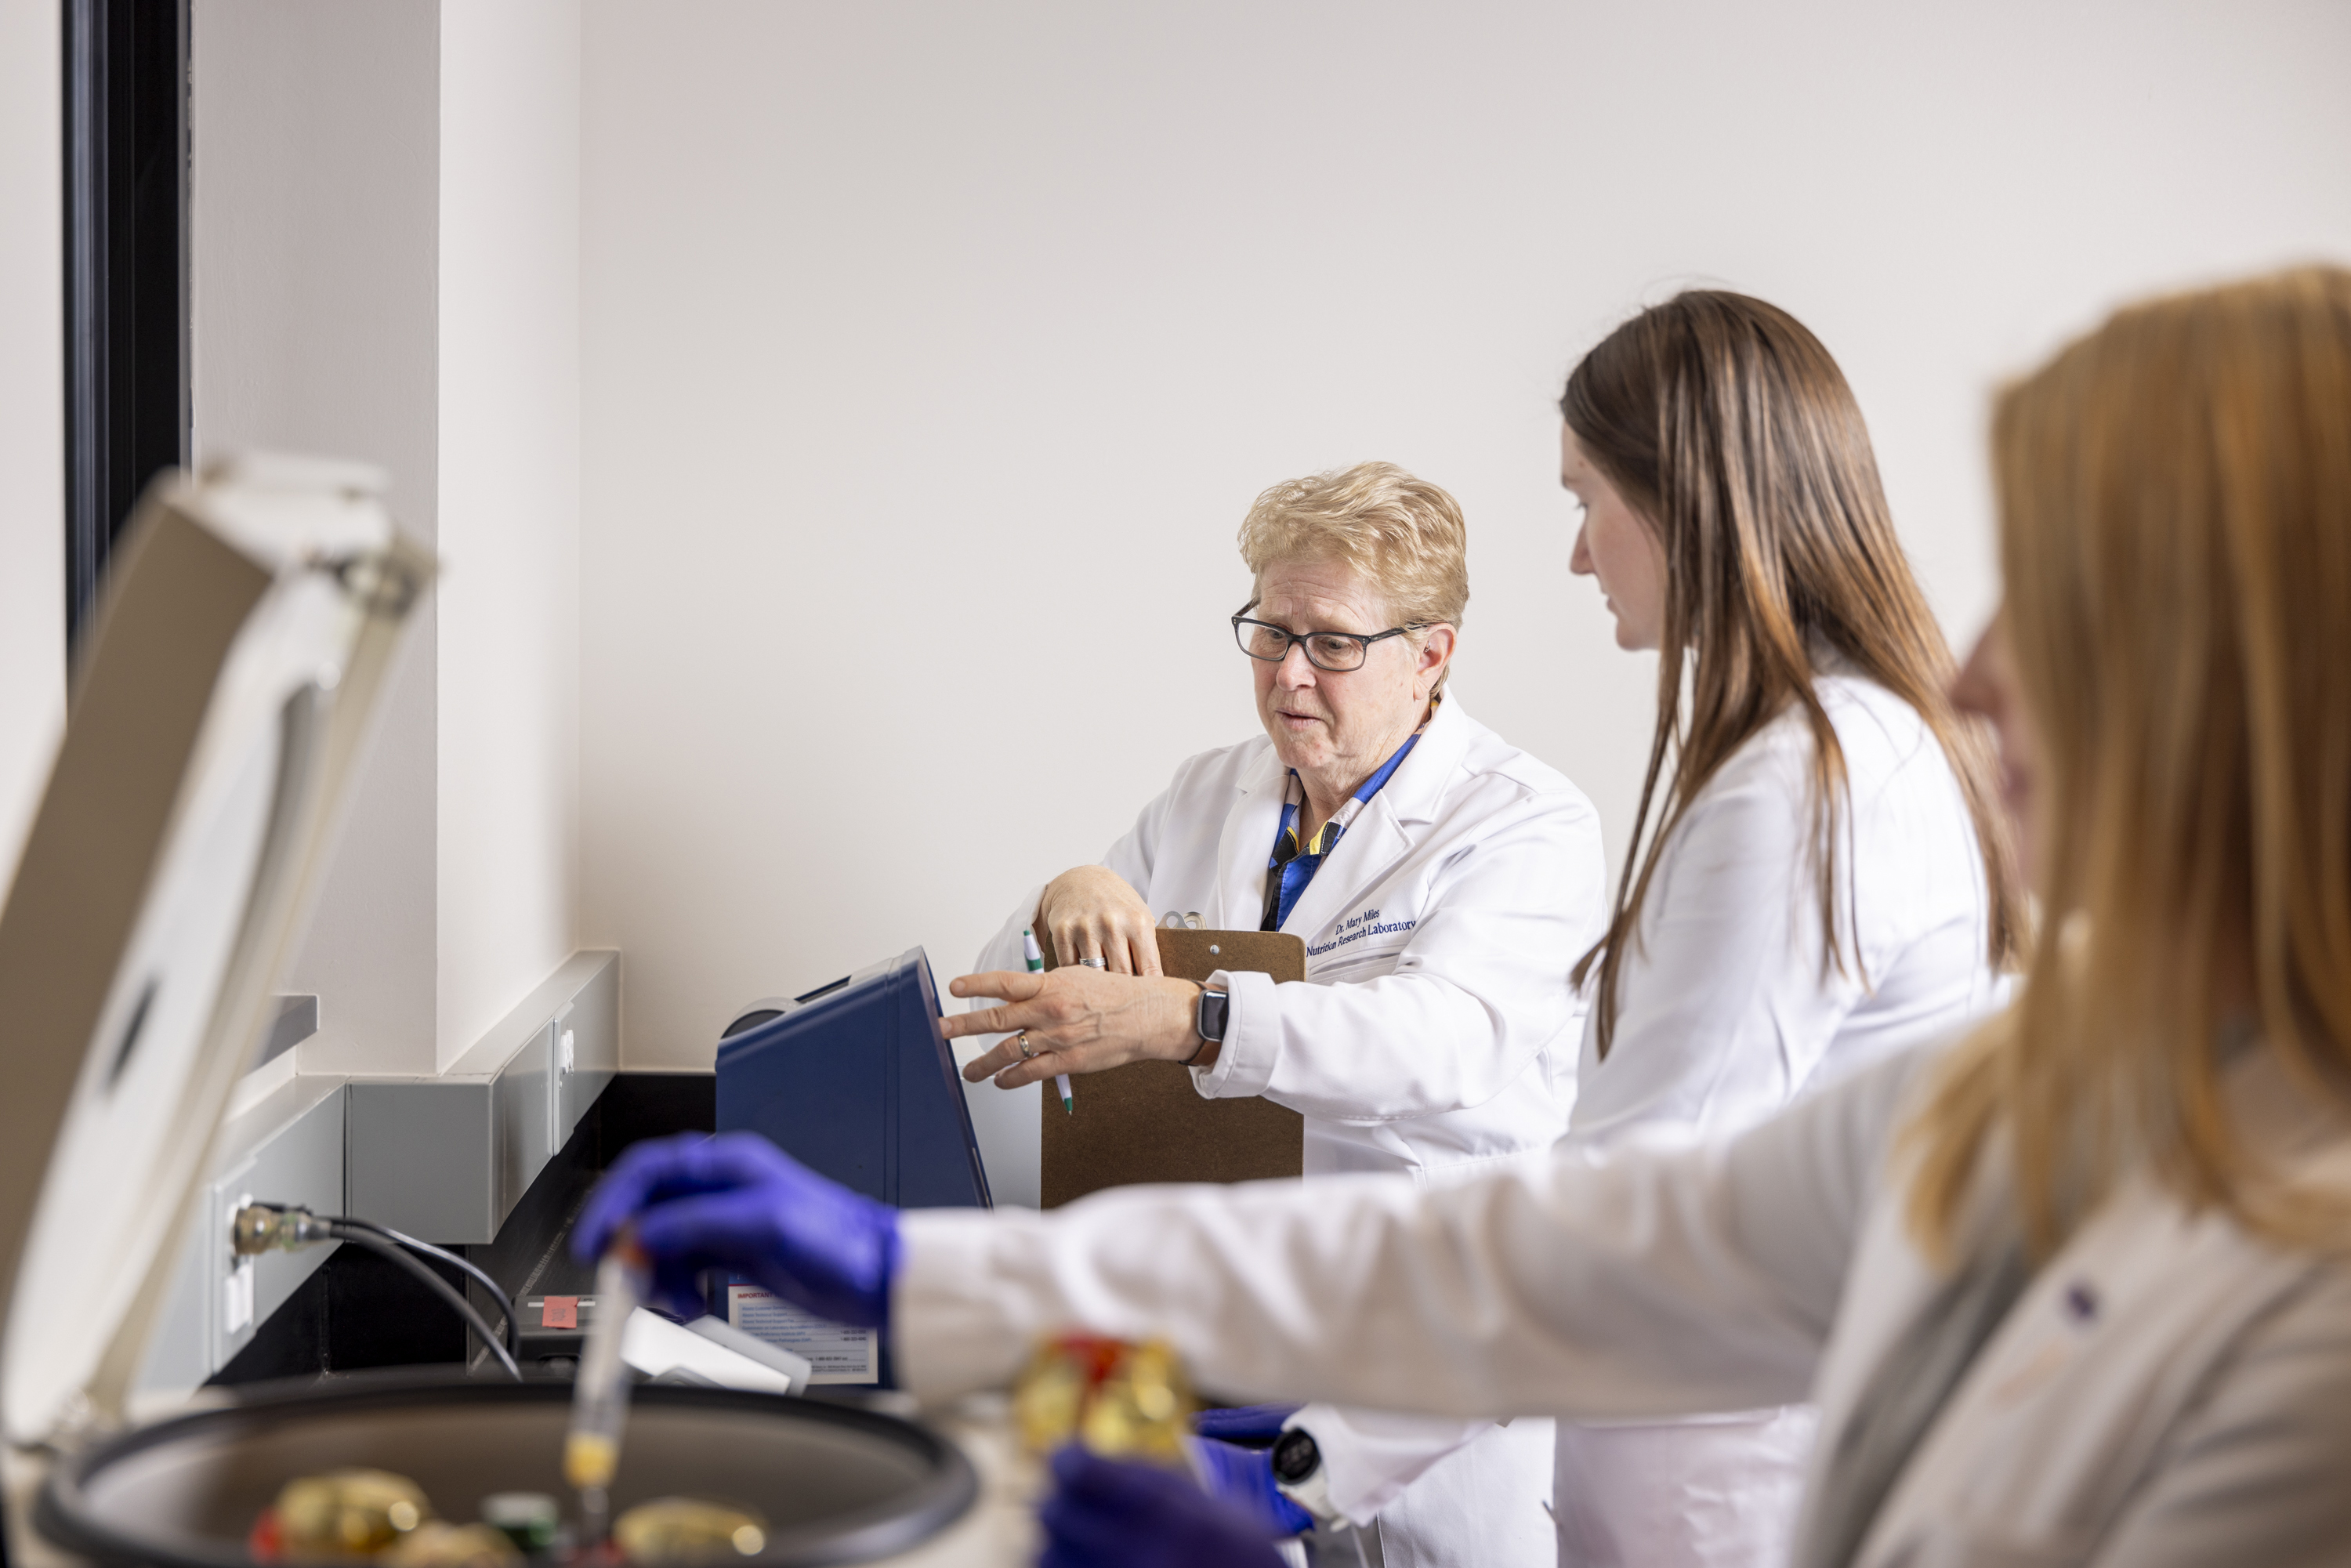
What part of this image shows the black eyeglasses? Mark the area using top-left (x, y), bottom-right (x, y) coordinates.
top-left (1231, 607), bottom-right (1423, 673)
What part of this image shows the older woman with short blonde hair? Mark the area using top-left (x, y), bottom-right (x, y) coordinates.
top-left (944, 459), bottom-right (1609, 1564)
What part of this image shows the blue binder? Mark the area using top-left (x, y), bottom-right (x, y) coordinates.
top-left (715, 947), bottom-right (992, 1209)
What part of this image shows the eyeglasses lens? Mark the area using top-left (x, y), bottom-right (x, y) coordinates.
top-left (1235, 621), bottom-right (1366, 672)
top-left (1304, 635), bottom-right (1364, 671)
top-left (1239, 622), bottom-right (1291, 661)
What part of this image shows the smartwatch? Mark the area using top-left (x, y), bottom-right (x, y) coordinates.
top-left (1270, 1425), bottom-right (1339, 1527)
top-left (1190, 987), bottom-right (1230, 1061)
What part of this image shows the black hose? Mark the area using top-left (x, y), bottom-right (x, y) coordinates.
top-left (327, 1223), bottom-right (523, 1380)
top-left (326, 1215), bottom-right (520, 1356)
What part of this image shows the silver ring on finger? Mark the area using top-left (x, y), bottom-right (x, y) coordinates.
top-left (1015, 1031), bottom-right (1038, 1059)
top-left (1080, 957), bottom-right (1106, 969)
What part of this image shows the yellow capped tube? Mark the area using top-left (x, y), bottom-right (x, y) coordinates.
top-left (564, 1237), bottom-right (646, 1537)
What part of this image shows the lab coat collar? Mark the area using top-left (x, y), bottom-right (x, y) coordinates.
top-left (1378, 691), bottom-right (1474, 827)
top-left (1212, 745), bottom-right (1290, 929)
top-left (1273, 790), bottom-right (1413, 941)
top-left (1212, 693), bottom-right (1472, 937)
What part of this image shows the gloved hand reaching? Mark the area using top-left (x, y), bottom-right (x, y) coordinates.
top-left (1186, 1435), bottom-right (1316, 1538)
top-left (1193, 1403), bottom-right (1306, 1444)
top-left (1038, 1447), bottom-right (1288, 1568)
top-left (570, 1132), bottom-right (898, 1328)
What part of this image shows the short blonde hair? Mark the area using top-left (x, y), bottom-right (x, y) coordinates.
top-left (1236, 462), bottom-right (1469, 630)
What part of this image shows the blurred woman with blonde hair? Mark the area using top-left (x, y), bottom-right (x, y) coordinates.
top-left (580, 265), bottom-right (2351, 1567)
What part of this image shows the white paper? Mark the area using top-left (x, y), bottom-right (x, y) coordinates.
top-left (621, 1307), bottom-right (808, 1395)
top-left (726, 1284), bottom-right (878, 1384)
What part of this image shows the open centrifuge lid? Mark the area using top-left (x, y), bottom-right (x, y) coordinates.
top-left (0, 457), bottom-right (433, 1449)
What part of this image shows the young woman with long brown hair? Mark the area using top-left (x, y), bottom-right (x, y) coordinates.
top-left (577, 265), bottom-right (2351, 1568)
top-left (1549, 292), bottom-right (2021, 1567)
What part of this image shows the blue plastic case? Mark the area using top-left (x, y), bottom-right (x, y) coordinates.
top-left (715, 947), bottom-right (993, 1210)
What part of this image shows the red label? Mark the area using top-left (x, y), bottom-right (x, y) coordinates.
top-left (541, 1295), bottom-right (578, 1330)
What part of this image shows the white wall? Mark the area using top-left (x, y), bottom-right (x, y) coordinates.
top-left (192, 0), bottom-right (444, 1075)
top-left (437, 1), bottom-right (584, 1071)
top-left (579, 0), bottom-right (2351, 1203)
top-left (0, 0), bottom-right (64, 888)
top-left (192, 0), bottom-right (583, 1075)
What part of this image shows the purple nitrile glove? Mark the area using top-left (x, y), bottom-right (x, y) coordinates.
top-left (1193, 1403), bottom-right (1306, 1445)
top-left (570, 1132), bottom-right (898, 1330)
top-left (1186, 1436), bottom-right (1316, 1537)
top-left (1037, 1447), bottom-right (1289, 1568)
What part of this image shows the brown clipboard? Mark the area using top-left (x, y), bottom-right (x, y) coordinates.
top-left (1037, 926), bottom-right (1306, 1208)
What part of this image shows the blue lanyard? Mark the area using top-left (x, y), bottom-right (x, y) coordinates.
top-left (1263, 733), bottom-right (1421, 932)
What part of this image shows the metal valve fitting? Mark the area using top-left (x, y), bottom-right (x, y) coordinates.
top-left (231, 1203), bottom-right (335, 1256)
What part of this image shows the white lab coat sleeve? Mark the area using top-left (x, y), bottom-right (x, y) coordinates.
top-left (1096, 778), bottom-right (1165, 901)
top-left (1284, 1405), bottom-right (1505, 1525)
top-left (894, 1046), bottom-right (1919, 1415)
top-left (1194, 788), bottom-right (1605, 1117)
top-left (1570, 746), bottom-right (1868, 1143)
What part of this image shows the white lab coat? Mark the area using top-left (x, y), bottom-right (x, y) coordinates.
top-left (1556, 672), bottom-right (2008, 1566)
top-left (897, 1042), bottom-right (2351, 1567)
top-left (973, 693), bottom-right (1607, 1566)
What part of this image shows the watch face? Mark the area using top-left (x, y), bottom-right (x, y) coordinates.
top-left (1271, 1427), bottom-right (1320, 1484)
top-left (1197, 989), bottom-right (1230, 1043)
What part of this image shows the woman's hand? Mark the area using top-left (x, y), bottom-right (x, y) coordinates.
top-left (1039, 866), bottom-right (1164, 976)
top-left (1038, 1447), bottom-right (1289, 1568)
top-left (940, 968), bottom-right (1211, 1087)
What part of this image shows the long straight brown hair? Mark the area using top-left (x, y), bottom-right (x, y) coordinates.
top-left (1907, 266), bottom-right (2351, 1262)
top-left (1566, 292), bottom-right (2021, 1059)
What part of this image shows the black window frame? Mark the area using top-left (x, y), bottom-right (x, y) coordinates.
top-left (63, 0), bottom-right (190, 658)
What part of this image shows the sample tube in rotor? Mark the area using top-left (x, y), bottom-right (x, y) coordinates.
top-left (565, 1233), bottom-right (647, 1541)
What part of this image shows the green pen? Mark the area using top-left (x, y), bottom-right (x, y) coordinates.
top-left (1025, 929), bottom-right (1074, 1114)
